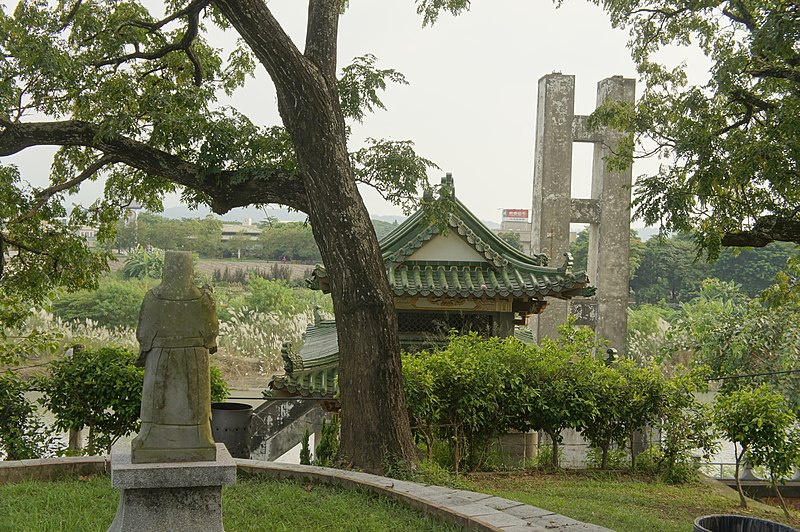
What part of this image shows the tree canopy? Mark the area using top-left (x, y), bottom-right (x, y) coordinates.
top-left (592, 0), bottom-right (800, 256)
top-left (0, 0), bottom-right (478, 473)
top-left (0, 0), bottom-right (437, 327)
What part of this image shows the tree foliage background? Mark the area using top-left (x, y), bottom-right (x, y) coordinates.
top-left (591, 0), bottom-right (800, 256)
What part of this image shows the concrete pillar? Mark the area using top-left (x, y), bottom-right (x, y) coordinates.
top-left (530, 74), bottom-right (575, 343)
top-left (525, 431), bottom-right (539, 461)
top-left (587, 76), bottom-right (635, 357)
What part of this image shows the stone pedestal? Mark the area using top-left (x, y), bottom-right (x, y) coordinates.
top-left (109, 443), bottom-right (236, 532)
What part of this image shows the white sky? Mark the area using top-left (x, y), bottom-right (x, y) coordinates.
top-left (4, 1), bottom-right (703, 225)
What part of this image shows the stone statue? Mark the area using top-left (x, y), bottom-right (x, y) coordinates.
top-left (131, 251), bottom-right (218, 463)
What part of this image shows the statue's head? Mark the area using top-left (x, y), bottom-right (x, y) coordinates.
top-left (158, 251), bottom-right (200, 300)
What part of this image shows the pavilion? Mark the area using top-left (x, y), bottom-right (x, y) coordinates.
top-left (269, 174), bottom-right (591, 398)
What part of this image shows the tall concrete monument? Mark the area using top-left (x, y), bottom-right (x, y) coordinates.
top-left (530, 74), bottom-right (635, 357)
top-left (109, 251), bottom-right (235, 532)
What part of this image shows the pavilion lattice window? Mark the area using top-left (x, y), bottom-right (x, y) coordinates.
top-left (397, 311), bottom-right (494, 337)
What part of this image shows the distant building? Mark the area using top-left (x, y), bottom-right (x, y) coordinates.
top-left (75, 226), bottom-right (98, 248)
top-left (495, 209), bottom-right (576, 255)
top-left (221, 218), bottom-right (262, 259)
top-left (221, 218), bottom-right (262, 241)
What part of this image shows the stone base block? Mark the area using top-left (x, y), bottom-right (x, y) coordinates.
top-left (109, 443), bottom-right (235, 532)
top-left (131, 446), bottom-right (217, 464)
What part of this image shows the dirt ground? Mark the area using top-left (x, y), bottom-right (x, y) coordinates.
top-left (192, 259), bottom-right (314, 280)
top-left (760, 496), bottom-right (800, 512)
top-left (213, 353), bottom-right (274, 391)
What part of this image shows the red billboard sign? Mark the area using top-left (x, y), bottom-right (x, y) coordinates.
top-left (502, 209), bottom-right (529, 222)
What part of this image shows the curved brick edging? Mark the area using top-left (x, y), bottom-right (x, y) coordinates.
top-left (0, 457), bottom-right (611, 531)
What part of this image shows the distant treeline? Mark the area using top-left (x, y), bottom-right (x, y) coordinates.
top-left (114, 214), bottom-right (400, 262)
top-left (570, 229), bottom-right (798, 304)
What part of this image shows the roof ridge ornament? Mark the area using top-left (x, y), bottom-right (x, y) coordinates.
top-left (559, 252), bottom-right (575, 276)
top-left (440, 173), bottom-right (455, 198)
top-left (281, 341), bottom-right (304, 375)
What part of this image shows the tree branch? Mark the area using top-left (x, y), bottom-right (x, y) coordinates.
top-left (0, 119), bottom-right (309, 213)
top-left (721, 215), bottom-right (800, 247)
top-left (630, 6), bottom-right (691, 18)
top-left (94, 1), bottom-right (207, 85)
top-left (55, 0), bottom-right (84, 33)
top-left (1, 235), bottom-right (44, 255)
top-left (12, 154), bottom-right (118, 224)
top-left (305, 0), bottom-right (340, 81)
top-left (714, 103), bottom-right (753, 137)
top-left (118, 0), bottom-right (210, 33)
top-left (749, 65), bottom-right (800, 84)
top-left (722, 0), bottom-right (757, 32)
top-left (212, 0), bottom-right (314, 101)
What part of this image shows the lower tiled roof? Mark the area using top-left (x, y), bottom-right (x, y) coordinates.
top-left (387, 261), bottom-right (587, 299)
top-left (269, 320), bottom-right (339, 398)
top-left (270, 367), bottom-right (338, 398)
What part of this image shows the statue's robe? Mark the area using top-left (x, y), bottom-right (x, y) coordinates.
top-left (131, 287), bottom-right (218, 463)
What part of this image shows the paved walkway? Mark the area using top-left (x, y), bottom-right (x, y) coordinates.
top-left (236, 460), bottom-right (613, 531)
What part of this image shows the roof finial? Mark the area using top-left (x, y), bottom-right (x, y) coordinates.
top-left (440, 173), bottom-right (455, 198)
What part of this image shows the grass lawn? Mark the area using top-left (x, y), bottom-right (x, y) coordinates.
top-left (0, 476), bottom-right (457, 532)
top-left (463, 470), bottom-right (800, 532)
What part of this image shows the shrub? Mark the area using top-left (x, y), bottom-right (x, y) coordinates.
top-left (650, 370), bottom-right (718, 483)
top-left (300, 428), bottom-right (312, 465)
top-left (52, 278), bottom-right (151, 329)
top-left (120, 247), bottom-right (164, 280)
top-left (36, 346), bottom-right (144, 455)
top-left (587, 446), bottom-right (628, 470)
top-left (403, 333), bottom-right (541, 472)
top-left (578, 359), bottom-right (667, 470)
top-left (402, 320), bottom-right (707, 477)
top-left (37, 346), bottom-right (229, 455)
top-left (714, 384), bottom-right (800, 517)
top-left (209, 364), bottom-right (230, 403)
top-left (245, 277), bottom-right (333, 316)
top-left (313, 416), bottom-right (340, 467)
top-left (533, 441), bottom-right (564, 470)
top-left (0, 371), bottom-right (61, 460)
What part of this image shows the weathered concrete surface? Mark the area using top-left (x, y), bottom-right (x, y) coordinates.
top-left (530, 73), bottom-right (575, 344)
top-left (586, 76), bottom-right (636, 357)
top-left (530, 74), bottom-right (635, 358)
top-left (570, 198), bottom-right (600, 225)
top-left (109, 443), bottom-right (235, 532)
top-left (132, 250), bottom-right (218, 464)
top-left (249, 398), bottom-right (325, 461)
top-left (0, 455), bottom-right (108, 484)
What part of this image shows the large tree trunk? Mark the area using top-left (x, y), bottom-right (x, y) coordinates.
top-left (215, 0), bottom-right (416, 473)
top-left (297, 120), bottom-right (416, 472)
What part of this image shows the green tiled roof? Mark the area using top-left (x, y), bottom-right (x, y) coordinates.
top-left (514, 325), bottom-right (536, 344)
top-left (387, 260), bottom-right (585, 299)
top-left (309, 190), bottom-right (589, 299)
top-left (380, 202), bottom-right (549, 268)
top-left (269, 320), bottom-right (339, 398)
